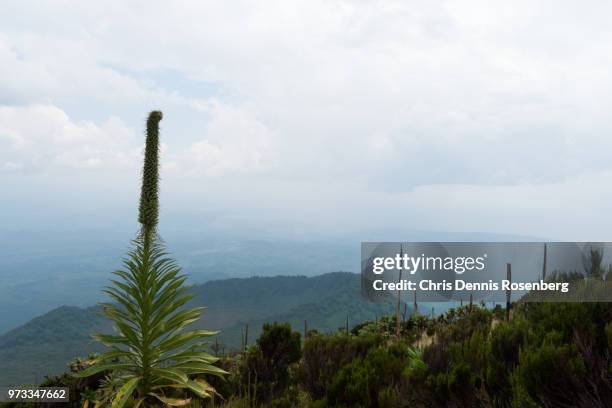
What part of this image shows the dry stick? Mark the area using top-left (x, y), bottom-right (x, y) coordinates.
top-left (346, 314), bottom-right (349, 336)
top-left (253, 370), bottom-right (258, 407)
top-left (241, 328), bottom-right (245, 353)
top-left (213, 338), bottom-right (219, 356)
top-left (247, 369), bottom-right (251, 407)
top-left (542, 243), bottom-right (547, 281)
top-left (506, 263), bottom-right (512, 321)
top-left (413, 290), bottom-right (418, 315)
top-left (396, 243), bottom-right (403, 338)
top-left (304, 319), bottom-right (308, 340)
top-left (469, 293), bottom-right (473, 313)
top-left (540, 243), bottom-right (548, 302)
top-left (244, 324), bottom-right (249, 351)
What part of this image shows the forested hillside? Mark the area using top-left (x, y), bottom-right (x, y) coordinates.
top-left (0, 272), bottom-right (396, 385)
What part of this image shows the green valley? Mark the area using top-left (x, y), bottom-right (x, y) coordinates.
top-left (0, 272), bottom-right (396, 386)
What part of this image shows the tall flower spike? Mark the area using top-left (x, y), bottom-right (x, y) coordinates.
top-left (78, 110), bottom-right (225, 407)
top-left (138, 110), bottom-right (163, 233)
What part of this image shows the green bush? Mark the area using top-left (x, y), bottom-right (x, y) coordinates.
top-left (326, 342), bottom-right (423, 408)
top-left (485, 318), bottom-right (529, 404)
top-left (241, 322), bottom-right (301, 403)
top-left (512, 332), bottom-right (587, 407)
top-left (299, 332), bottom-right (381, 401)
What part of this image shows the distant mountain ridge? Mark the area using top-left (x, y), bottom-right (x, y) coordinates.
top-left (0, 229), bottom-right (537, 334)
top-left (0, 272), bottom-right (397, 386)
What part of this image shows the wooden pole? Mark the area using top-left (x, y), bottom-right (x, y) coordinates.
top-left (396, 244), bottom-right (403, 338)
top-left (506, 263), bottom-right (512, 321)
top-left (346, 314), bottom-right (349, 336)
top-left (542, 243), bottom-right (547, 281)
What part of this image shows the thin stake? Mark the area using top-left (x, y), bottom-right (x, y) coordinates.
top-left (396, 243), bottom-right (403, 338)
top-left (542, 243), bottom-right (547, 281)
top-left (506, 263), bottom-right (512, 321)
top-left (346, 314), bottom-right (349, 336)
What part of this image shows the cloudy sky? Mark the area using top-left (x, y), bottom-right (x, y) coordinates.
top-left (2, 0), bottom-right (612, 241)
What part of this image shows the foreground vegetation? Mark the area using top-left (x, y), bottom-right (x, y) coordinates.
top-left (208, 301), bottom-right (611, 408)
top-left (7, 300), bottom-right (610, 407)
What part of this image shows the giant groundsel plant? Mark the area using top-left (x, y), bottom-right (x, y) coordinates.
top-left (79, 111), bottom-right (226, 407)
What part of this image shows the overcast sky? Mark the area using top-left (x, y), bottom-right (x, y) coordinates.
top-left (2, 0), bottom-right (612, 241)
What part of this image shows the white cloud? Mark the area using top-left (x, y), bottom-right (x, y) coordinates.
top-left (0, 104), bottom-right (139, 172)
top-left (2, 1), bottom-right (612, 237)
top-left (0, 101), bottom-right (278, 178)
top-left (180, 100), bottom-right (278, 177)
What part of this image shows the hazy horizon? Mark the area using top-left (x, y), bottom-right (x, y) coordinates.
top-left (2, 1), bottom-right (612, 242)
